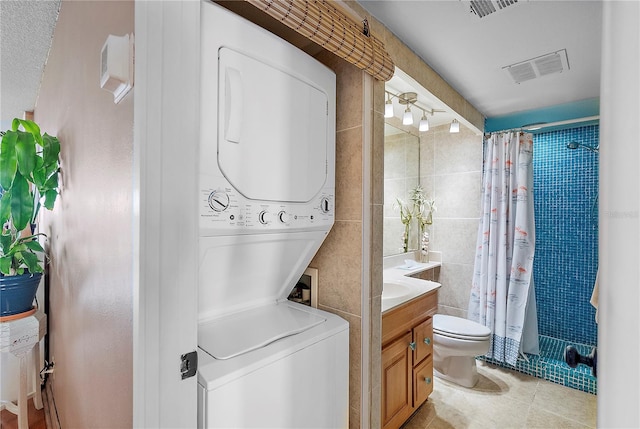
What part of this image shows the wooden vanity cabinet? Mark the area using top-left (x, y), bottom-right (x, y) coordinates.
top-left (381, 290), bottom-right (438, 429)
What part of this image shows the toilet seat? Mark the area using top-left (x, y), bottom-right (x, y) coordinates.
top-left (433, 314), bottom-right (491, 341)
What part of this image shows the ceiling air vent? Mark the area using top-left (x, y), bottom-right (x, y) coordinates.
top-left (468, 0), bottom-right (518, 18)
top-left (503, 49), bottom-right (570, 84)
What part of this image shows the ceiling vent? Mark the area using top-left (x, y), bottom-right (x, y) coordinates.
top-left (503, 49), bottom-right (570, 84)
top-left (468, 0), bottom-right (518, 18)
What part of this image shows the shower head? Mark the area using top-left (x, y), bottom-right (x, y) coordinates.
top-left (567, 141), bottom-right (580, 149)
top-left (566, 141), bottom-right (599, 153)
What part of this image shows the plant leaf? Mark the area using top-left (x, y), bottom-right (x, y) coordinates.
top-left (12, 119), bottom-right (43, 146)
top-left (0, 255), bottom-right (12, 275)
top-left (42, 134), bottom-right (60, 168)
top-left (25, 242), bottom-right (45, 254)
top-left (0, 131), bottom-right (18, 190)
top-left (0, 232), bottom-right (13, 255)
top-left (0, 190), bottom-right (11, 226)
top-left (43, 172), bottom-right (58, 190)
top-left (21, 238), bottom-right (44, 253)
top-left (43, 189), bottom-right (58, 211)
top-left (15, 130), bottom-right (37, 178)
top-left (32, 157), bottom-right (45, 188)
top-left (10, 172), bottom-right (34, 232)
top-left (20, 250), bottom-right (42, 273)
top-left (33, 165), bottom-right (46, 188)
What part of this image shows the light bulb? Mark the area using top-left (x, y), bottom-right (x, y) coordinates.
top-left (419, 113), bottom-right (429, 132)
top-left (384, 99), bottom-right (393, 118)
top-left (402, 106), bottom-right (413, 125)
top-left (450, 119), bottom-right (460, 133)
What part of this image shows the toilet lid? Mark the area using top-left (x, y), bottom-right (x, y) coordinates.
top-left (433, 314), bottom-right (491, 340)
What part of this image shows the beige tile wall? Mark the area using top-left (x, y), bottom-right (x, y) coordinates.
top-left (370, 77), bottom-right (385, 429)
top-left (312, 51), bottom-right (366, 429)
top-left (311, 51), bottom-right (384, 429)
top-left (420, 124), bottom-right (483, 317)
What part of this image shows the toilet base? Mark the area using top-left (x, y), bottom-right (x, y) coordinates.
top-left (433, 355), bottom-right (480, 388)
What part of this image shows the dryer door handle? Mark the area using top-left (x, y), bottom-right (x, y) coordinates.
top-left (224, 67), bottom-right (242, 143)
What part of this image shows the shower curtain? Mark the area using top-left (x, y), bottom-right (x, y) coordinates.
top-left (469, 131), bottom-right (538, 365)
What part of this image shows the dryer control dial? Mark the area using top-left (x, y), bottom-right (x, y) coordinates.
top-left (278, 211), bottom-right (287, 223)
top-left (208, 190), bottom-right (230, 212)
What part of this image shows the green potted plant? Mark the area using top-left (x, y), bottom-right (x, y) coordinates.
top-left (0, 118), bottom-right (60, 318)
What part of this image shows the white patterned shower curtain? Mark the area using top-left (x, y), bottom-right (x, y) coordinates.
top-left (469, 131), bottom-right (539, 365)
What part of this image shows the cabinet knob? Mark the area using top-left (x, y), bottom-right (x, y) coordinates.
top-left (409, 341), bottom-right (416, 351)
top-left (424, 377), bottom-right (432, 384)
top-left (424, 337), bottom-right (431, 345)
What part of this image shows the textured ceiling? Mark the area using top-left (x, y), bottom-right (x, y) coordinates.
top-left (1, 0), bottom-right (61, 128)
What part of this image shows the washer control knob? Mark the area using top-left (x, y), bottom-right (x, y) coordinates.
top-left (258, 210), bottom-right (269, 225)
top-left (278, 211), bottom-right (287, 223)
top-left (208, 190), bottom-right (230, 212)
top-left (320, 197), bottom-right (331, 213)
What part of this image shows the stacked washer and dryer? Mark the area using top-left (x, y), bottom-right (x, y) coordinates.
top-left (197, 1), bottom-right (349, 427)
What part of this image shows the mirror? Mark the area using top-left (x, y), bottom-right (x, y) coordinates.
top-left (383, 123), bottom-right (420, 256)
top-left (382, 68), bottom-right (476, 258)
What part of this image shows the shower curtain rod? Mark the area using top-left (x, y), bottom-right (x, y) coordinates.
top-left (487, 115), bottom-right (600, 135)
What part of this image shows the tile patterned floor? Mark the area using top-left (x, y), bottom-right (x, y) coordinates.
top-left (402, 361), bottom-right (597, 429)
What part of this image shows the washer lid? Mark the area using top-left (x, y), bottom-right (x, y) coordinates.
top-left (199, 231), bottom-right (329, 321)
top-left (199, 303), bottom-right (326, 360)
top-left (433, 314), bottom-right (491, 338)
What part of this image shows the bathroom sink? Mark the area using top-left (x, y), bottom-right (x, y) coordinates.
top-left (383, 282), bottom-right (411, 299)
top-left (381, 265), bottom-right (441, 313)
top-left (382, 282), bottom-right (413, 310)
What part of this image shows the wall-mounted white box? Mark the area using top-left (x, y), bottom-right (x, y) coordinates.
top-left (100, 34), bottom-right (134, 103)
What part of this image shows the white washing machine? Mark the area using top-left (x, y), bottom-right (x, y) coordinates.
top-left (197, 2), bottom-right (348, 428)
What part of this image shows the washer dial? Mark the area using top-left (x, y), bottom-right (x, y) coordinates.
top-left (258, 210), bottom-right (270, 224)
top-left (208, 190), bottom-right (230, 212)
top-left (320, 197), bottom-right (331, 213)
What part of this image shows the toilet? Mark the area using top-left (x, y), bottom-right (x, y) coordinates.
top-left (432, 314), bottom-right (491, 388)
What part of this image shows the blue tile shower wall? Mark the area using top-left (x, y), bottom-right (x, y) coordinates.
top-left (533, 125), bottom-right (599, 346)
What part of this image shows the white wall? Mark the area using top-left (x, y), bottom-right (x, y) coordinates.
top-left (35, 1), bottom-right (135, 426)
top-left (598, 1), bottom-right (640, 427)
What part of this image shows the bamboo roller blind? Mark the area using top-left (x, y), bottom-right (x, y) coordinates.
top-left (245, 0), bottom-right (395, 81)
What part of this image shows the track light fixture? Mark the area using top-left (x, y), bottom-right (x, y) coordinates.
top-left (384, 90), bottom-right (443, 131)
top-left (402, 105), bottom-right (413, 125)
top-left (398, 92), bottom-right (417, 126)
top-left (384, 93), bottom-right (394, 118)
top-left (450, 119), bottom-right (460, 133)
top-left (419, 111), bottom-right (430, 132)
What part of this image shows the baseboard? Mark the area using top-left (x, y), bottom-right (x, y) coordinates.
top-left (42, 380), bottom-right (61, 429)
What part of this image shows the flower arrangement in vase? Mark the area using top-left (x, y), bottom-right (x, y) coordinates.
top-left (394, 197), bottom-right (413, 253)
top-left (409, 185), bottom-right (436, 262)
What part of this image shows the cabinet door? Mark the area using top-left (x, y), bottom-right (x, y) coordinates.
top-left (413, 355), bottom-right (434, 408)
top-left (413, 317), bottom-right (433, 365)
top-left (382, 332), bottom-right (413, 429)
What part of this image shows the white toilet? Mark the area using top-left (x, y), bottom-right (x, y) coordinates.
top-left (432, 314), bottom-right (491, 388)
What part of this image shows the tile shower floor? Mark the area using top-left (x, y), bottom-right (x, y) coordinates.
top-left (402, 361), bottom-right (596, 429)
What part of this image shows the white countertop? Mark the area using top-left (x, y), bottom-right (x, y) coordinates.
top-left (382, 257), bottom-right (441, 313)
